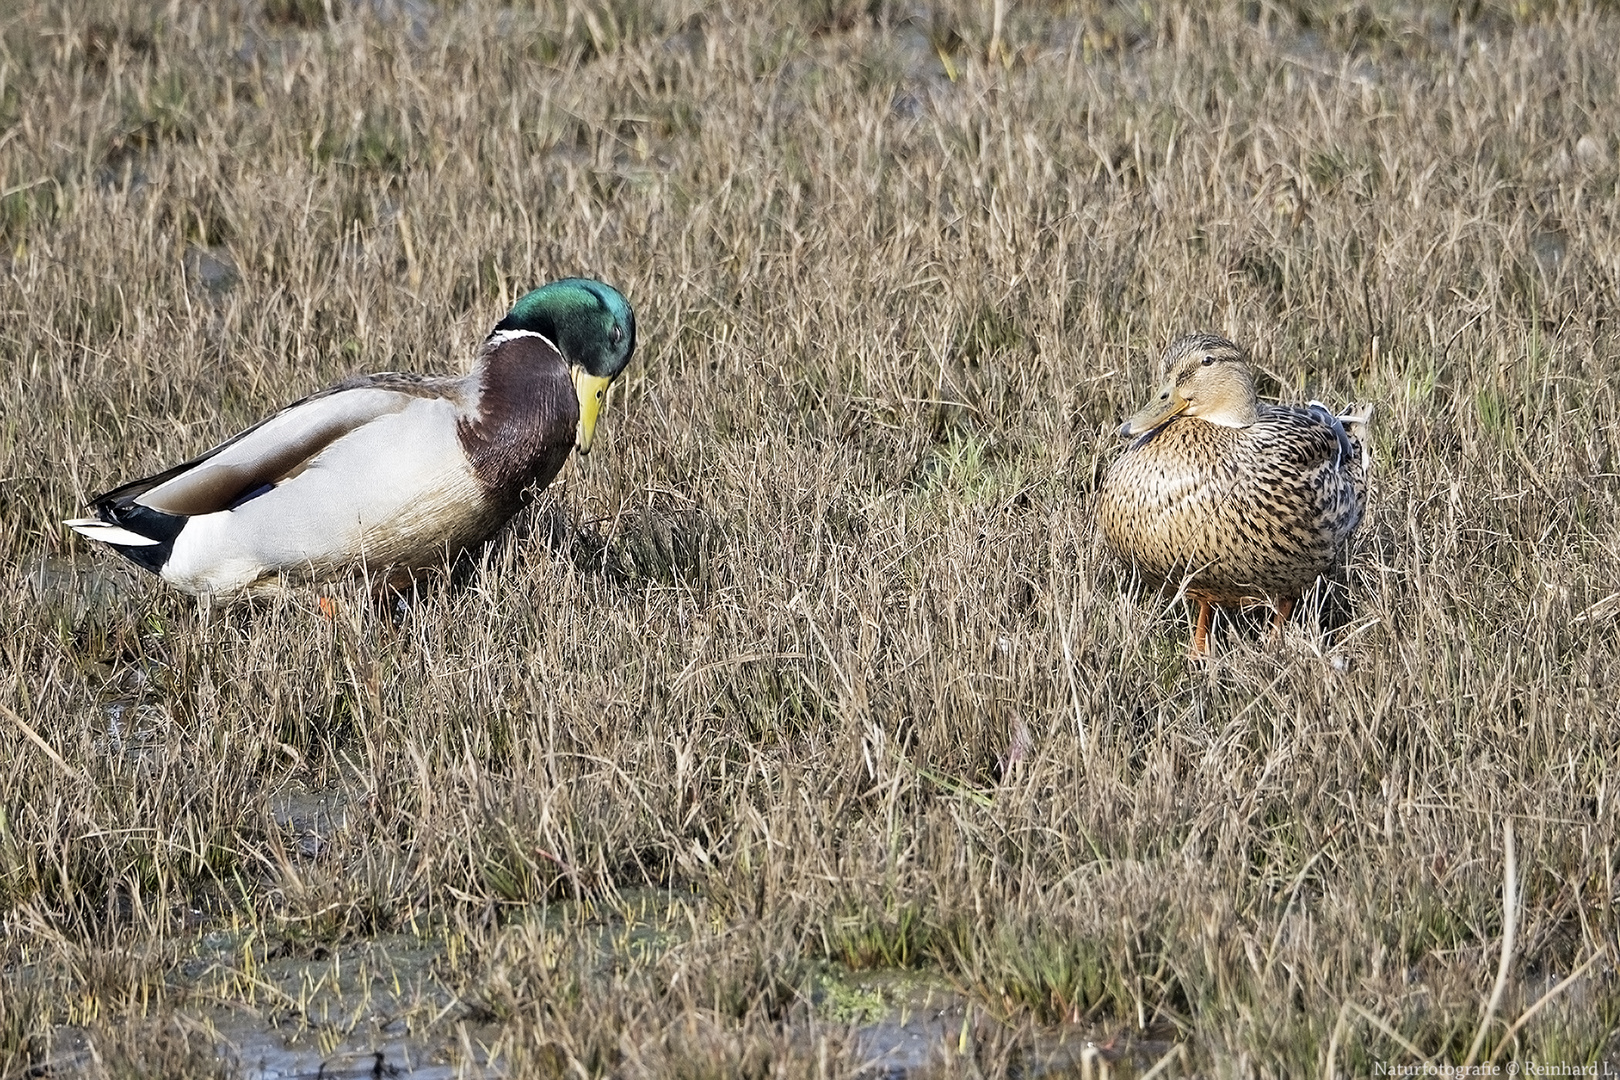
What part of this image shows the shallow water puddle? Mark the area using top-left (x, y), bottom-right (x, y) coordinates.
top-left (810, 964), bottom-right (1178, 1077)
top-left (206, 1008), bottom-right (465, 1080)
top-left (178, 930), bottom-right (494, 1077)
top-left (831, 969), bottom-right (977, 1075)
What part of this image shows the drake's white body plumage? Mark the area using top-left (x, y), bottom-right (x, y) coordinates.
top-left (152, 394), bottom-right (488, 595)
top-left (64, 278), bottom-right (639, 597)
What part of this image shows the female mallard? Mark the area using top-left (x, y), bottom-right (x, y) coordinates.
top-left (64, 278), bottom-right (636, 597)
top-left (1097, 333), bottom-right (1371, 654)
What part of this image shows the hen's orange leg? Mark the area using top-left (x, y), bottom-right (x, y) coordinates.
top-left (1272, 597), bottom-right (1296, 640)
top-left (1192, 599), bottom-right (1213, 657)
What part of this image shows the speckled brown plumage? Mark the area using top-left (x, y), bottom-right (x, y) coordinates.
top-left (1097, 333), bottom-right (1371, 652)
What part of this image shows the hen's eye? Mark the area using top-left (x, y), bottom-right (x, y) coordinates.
top-left (1202, 355), bottom-right (1216, 366)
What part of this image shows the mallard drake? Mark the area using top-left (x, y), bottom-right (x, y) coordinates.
top-left (64, 278), bottom-right (636, 597)
top-left (1096, 333), bottom-right (1371, 654)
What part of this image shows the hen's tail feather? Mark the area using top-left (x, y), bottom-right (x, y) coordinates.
top-left (1338, 403), bottom-right (1374, 474)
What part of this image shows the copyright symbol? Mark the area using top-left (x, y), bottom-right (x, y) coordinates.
top-left (1507, 1063), bottom-right (1519, 1076)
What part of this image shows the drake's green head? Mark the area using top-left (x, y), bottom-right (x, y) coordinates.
top-left (495, 278), bottom-right (637, 453)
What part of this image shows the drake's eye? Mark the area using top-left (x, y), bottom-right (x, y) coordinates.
top-left (609, 325), bottom-right (623, 346)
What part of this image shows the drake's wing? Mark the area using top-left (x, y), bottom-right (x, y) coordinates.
top-left (95, 374), bottom-right (462, 517)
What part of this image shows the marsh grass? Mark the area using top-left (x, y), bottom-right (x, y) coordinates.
top-left (3, 0), bottom-right (1620, 1075)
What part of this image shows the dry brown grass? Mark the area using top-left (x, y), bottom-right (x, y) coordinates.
top-left (3, 0), bottom-right (1619, 1075)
